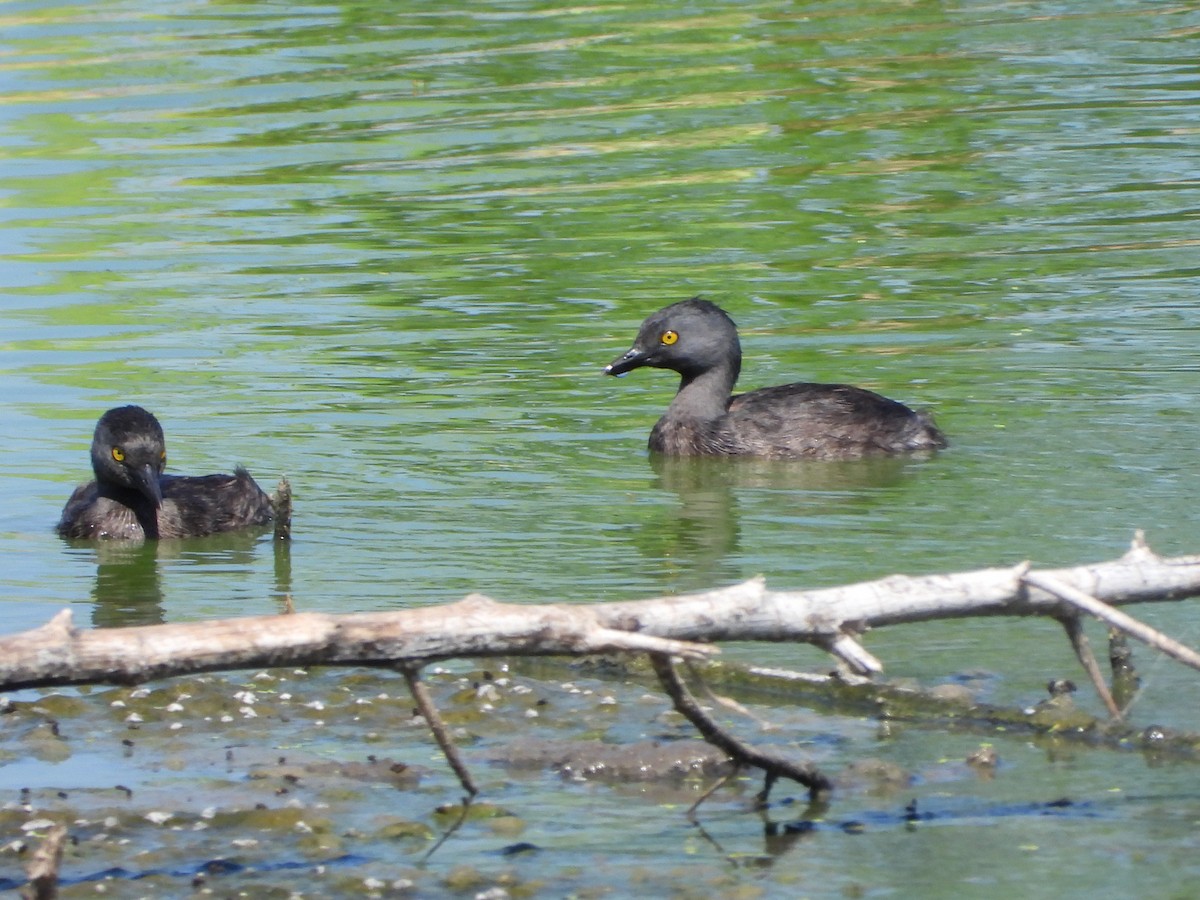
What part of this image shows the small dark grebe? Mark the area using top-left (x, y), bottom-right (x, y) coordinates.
top-left (57, 405), bottom-right (289, 540)
top-left (604, 298), bottom-right (946, 459)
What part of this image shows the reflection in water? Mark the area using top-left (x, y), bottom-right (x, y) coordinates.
top-left (637, 454), bottom-right (926, 592)
top-left (644, 455), bottom-right (746, 590)
top-left (67, 532), bottom-right (292, 628)
top-left (653, 453), bottom-right (917, 494)
top-left (272, 536), bottom-right (293, 609)
top-left (85, 541), bottom-right (165, 628)
top-left (690, 802), bottom-right (830, 868)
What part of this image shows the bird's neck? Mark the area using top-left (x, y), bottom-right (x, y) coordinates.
top-left (670, 363), bottom-right (739, 422)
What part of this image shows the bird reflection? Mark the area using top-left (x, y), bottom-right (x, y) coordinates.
top-left (85, 540), bottom-right (165, 627)
top-left (65, 529), bottom-right (292, 628)
top-left (633, 454), bottom-right (924, 593)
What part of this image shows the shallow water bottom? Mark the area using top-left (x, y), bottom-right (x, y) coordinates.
top-left (3, 660), bottom-right (1200, 898)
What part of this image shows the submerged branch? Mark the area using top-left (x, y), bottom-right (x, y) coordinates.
top-left (649, 653), bottom-right (832, 801)
top-left (400, 664), bottom-right (478, 799)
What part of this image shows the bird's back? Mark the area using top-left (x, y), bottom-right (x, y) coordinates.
top-left (157, 467), bottom-right (274, 538)
top-left (58, 468), bottom-right (275, 540)
top-left (719, 381), bottom-right (946, 459)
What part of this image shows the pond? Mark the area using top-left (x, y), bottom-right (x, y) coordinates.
top-left (3, 0), bottom-right (1200, 895)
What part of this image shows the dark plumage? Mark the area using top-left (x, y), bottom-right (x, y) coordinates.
top-left (604, 298), bottom-right (947, 459)
top-left (57, 405), bottom-right (284, 540)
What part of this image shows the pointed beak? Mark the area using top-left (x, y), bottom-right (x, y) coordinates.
top-left (605, 346), bottom-right (649, 377)
top-left (131, 462), bottom-right (163, 508)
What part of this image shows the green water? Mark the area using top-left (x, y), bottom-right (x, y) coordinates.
top-left (4, 0), bottom-right (1200, 895)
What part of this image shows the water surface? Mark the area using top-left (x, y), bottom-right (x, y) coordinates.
top-left (3, 0), bottom-right (1200, 895)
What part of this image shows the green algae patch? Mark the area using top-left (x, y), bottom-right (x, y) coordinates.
top-left (28, 693), bottom-right (90, 719)
top-left (295, 829), bottom-right (345, 857)
top-left (206, 805), bottom-right (329, 833)
top-left (374, 817), bottom-right (435, 842)
top-left (432, 800), bottom-right (515, 826)
top-left (20, 722), bottom-right (72, 763)
top-left (1026, 698), bottom-right (1101, 733)
top-left (836, 758), bottom-right (913, 796)
top-left (441, 863), bottom-right (495, 892)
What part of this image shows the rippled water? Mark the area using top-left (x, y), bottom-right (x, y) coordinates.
top-left (4, 1), bottom-right (1200, 895)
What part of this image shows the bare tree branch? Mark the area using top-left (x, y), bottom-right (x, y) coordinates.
top-left (649, 653), bottom-right (832, 802)
top-left (6, 534), bottom-right (1200, 817)
top-left (1058, 615), bottom-right (1121, 718)
top-left (5, 537), bottom-right (1200, 693)
top-left (399, 664), bottom-right (478, 798)
top-left (1023, 570), bottom-right (1200, 672)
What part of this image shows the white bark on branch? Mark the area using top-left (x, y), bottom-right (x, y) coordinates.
top-left (3, 535), bottom-right (1200, 693)
top-left (21, 823), bottom-right (67, 900)
top-left (0, 596), bottom-right (714, 692)
top-left (1024, 570), bottom-right (1200, 671)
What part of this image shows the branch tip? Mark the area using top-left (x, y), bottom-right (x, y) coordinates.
top-left (827, 633), bottom-right (883, 676)
top-left (1123, 530), bottom-right (1158, 562)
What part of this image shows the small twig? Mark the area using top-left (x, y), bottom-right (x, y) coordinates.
top-left (649, 653), bottom-right (832, 804)
top-left (825, 632), bottom-right (883, 676)
top-left (687, 816), bottom-right (738, 865)
top-left (687, 765), bottom-right (741, 821)
top-left (22, 823), bottom-right (67, 900)
top-left (1059, 615), bottom-right (1122, 719)
top-left (684, 661), bottom-right (775, 730)
top-left (1025, 571), bottom-right (1200, 672)
top-left (587, 626), bottom-right (715, 659)
top-left (1124, 529), bottom-right (1155, 561)
top-left (399, 665), bottom-right (478, 798)
top-left (421, 798), bottom-right (472, 864)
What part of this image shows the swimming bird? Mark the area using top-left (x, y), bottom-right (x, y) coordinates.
top-left (57, 405), bottom-right (289, 540)
top-left (604, 298), bottom-right (946, 459)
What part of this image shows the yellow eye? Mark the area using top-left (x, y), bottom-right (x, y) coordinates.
top-left (160, 451), bottom-right (167, 465)
top-left (661, 330), bottom-right (679, 346)
top-left (111, 447), bottom-right (125, 462)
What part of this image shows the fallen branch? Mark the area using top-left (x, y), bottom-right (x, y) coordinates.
top-left (4, 535), bottom-right (1200, 693)
top-left (7, 535), bottom-right (1200, 813)
top-left (0, 595), bottom-right (714, 692)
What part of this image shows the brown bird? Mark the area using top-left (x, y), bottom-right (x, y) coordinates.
top-left (605, 297), bottom-right (946, 459)
top-left (58, 405), bottom-right (286, 539)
